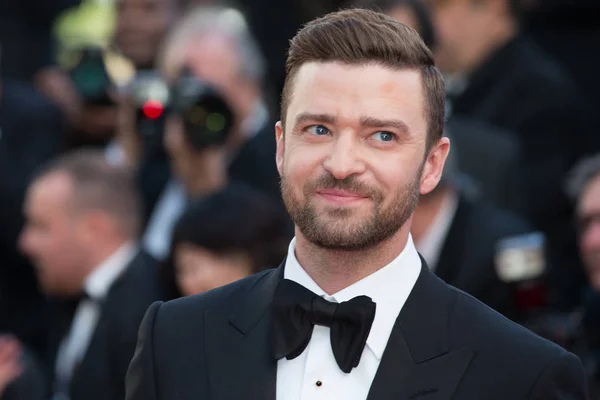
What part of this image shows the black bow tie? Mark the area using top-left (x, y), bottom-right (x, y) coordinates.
top-left (271, 279), bottom-right (376, 373)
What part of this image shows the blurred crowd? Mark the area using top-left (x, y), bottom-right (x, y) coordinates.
top-left (1, 0), bottom-right (600, 398)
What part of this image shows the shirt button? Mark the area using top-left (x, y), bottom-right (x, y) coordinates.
top-left (316, 381), bottom-right (322, 387)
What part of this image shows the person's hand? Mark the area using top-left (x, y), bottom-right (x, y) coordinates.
top-left (0, 335), bottom-right (24, 397)
top-left (34, 66), bottom-right (83, 120)
top-left (36, 66), bottom-right (119, 141)
top-left (115, 92), bottom-right (142, 167)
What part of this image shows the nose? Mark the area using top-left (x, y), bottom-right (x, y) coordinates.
top-left (322, 134), bottom-right (366, 180)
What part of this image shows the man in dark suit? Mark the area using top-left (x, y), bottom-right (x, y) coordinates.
top-left (423, 0), bottom-right (595, 308)
top-left (411, 151), bottom-right (537, 319)
top-left (19, 150), bottom-right (163, 400)
top-left (126, 9), bottom-right (587, 399)
top-left (123, 5), bottom-right (286, 260)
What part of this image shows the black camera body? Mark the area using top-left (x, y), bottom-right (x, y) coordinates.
top-left (69, 47), bottom-right (114, 106)
top-left (170, 74), bottom-right (235, 151)
top-left (129, 70), bottom-right (234, 157)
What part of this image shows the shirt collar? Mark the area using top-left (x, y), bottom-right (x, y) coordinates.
top-left (84, 242), bottom-right (138, 301)
top-left (283, 235), bottom-right (422, 360)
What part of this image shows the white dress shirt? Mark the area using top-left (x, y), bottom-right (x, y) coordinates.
top-left (276, 235), bottom-right (421, 400)
top-left (415, 191), bottom-right (459, 271)
top-left (54, 242), bottom-right (138, 396)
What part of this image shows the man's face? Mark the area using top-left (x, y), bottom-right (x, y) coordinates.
top-left (577, 175), bottom-right (600, 291)
top-left (276, 62), bottom-right (449, 250)
top-left (116, 0), bottom-right (177, 68)
top-left (164, 34), bottom-right (259, 134)
top-left (19, 173), bottom-right (88, 297)
top-left (423, 0), bottom-right (497, 74)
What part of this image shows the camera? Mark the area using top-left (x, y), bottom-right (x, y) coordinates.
top-left (128, 69), bottom-right (234, 158)
top-left (169, 73), bottom-right (235, 151)
top-left (129, 71), bottom-right (170, 157)
top-left (69, 47), bottom-right (114, 106)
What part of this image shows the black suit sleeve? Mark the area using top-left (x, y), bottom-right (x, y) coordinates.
top-left (125, 301), bottom-right (163, 400)
top-left (529, 351), bottom-right (588, 399)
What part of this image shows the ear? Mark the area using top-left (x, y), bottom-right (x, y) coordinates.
top-left (275, 121), bottom-right (285, 177)
top-left (78, 211), bottom-right (113, 243)
top-left (420, 137), bottom-right (450, 195)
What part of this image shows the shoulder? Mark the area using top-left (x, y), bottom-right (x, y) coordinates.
top-left (151, 269), bottom-right (276, 331)
top-left (465, 199), bottom-right (532, 237)
top-left (107, 251), bottom-right (164, 329)
top-left (448, 286), bottom-right (568, 365)
top-left (513, 38), bottom-right (574, 92)
top-left (448, 289), bottom-right (587, 395)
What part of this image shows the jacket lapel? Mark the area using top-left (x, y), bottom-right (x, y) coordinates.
top-left (205, 265), bottom-right (283, 400)
top-left (367, 262), bottom-right (474, 400)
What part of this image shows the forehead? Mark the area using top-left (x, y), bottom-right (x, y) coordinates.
top-left (164, 33), bottom-right (239, 82)
top-left (286, 62), bottom-right (426, 132)
top-left (579, 175), bottom-right (600, 213)
top-left (27, 173), bottom-right (74, 212)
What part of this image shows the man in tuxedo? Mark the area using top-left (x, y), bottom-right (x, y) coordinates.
top-left (126, 9), bottom-right (587, 399)
top-left (19, 150), bottom-right (163, 400)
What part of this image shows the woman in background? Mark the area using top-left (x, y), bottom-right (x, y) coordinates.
top-left (161, 184), bottom-right (291, 300)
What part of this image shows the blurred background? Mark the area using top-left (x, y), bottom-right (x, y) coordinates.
top-left (1, 0), bottom-right (600, 398)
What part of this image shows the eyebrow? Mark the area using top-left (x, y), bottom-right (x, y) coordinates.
top-left (293, 112), bottom-right (410, 135)
top-left (293, 112), bottom-right (336, 128)
top-left (359, 116), bottom-right (410, 135)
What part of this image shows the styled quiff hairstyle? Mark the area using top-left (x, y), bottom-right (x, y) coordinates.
top-left (281, 8), bottom-right (445, 149)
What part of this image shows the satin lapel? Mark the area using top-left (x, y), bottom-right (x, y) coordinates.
top-left (367, 262), bottom-right (474, 400)
top-left (205, 265), bottom-right (283, 400)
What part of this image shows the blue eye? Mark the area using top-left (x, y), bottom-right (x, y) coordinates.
top-left (373, 131), bottom-right (395, 142)
top-left (307, 125), bottom-right (330, 136)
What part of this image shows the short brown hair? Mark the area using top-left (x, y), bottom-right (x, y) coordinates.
top-left (281, 8), bottom-right (445, 149)
top-left (35, 149), bottom-right (142, 238)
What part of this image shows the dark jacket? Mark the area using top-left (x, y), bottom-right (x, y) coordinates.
top-left (126, 261), bottom-right (587, 399)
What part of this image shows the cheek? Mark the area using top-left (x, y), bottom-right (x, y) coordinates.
top-left (284, 144), bottom-right (323, 183)
top-left (581, 225), bottom-right (600, 253)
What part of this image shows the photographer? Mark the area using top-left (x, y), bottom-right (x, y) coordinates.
top-left (114, 5), bottom-right (285, 260)
top-left (140, 71), bottom-right (238, 259)
top-left (37, 0), bottom-right (182, 149)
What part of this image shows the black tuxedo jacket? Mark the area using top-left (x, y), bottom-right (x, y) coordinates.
top-left (434, 195), bottom-right (533, 320)
top-left (126, 261), bottom-right (587, 400)
top-left (48, 250), bottom-right (163, 400)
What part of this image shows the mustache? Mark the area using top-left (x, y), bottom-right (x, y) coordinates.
top-left (306, 174), bottom-right (380, 200)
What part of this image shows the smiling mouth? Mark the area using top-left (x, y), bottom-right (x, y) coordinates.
top-left (316, 189), bottom-right (368, 205)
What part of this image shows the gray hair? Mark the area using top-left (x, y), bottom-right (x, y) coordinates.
top-left (565, 154), bottom-right (600, 202)
top-left (159, 5), bottom-right (266, 82)
top-left (34, 149), bottom-right (142, 238)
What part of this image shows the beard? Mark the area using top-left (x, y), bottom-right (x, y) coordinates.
top-left (280, 165), bottom-right (423, 251)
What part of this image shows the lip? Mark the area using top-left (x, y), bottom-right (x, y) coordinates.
top-left (316, 189), bottom-right (367, 205)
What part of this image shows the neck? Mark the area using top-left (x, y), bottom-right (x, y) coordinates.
top-left (184, 150), bottom-right (228, 198)
top-left (83, 238), bottom-right (130, 283)
top-left (225, 96), bottom-right (262, 153)
top-left (294, 224), bottom-right (412, 295)
top-left (412, 185), bottom-right (454, 245)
